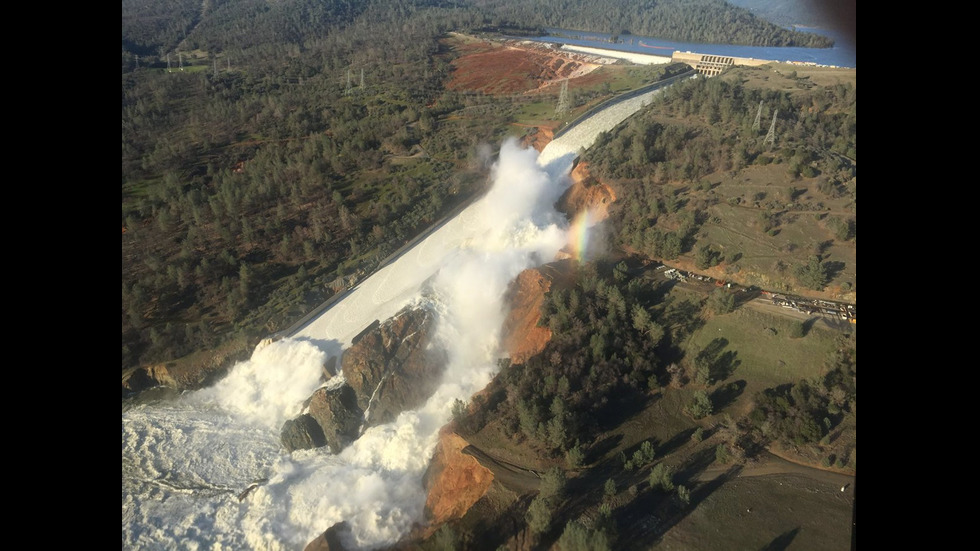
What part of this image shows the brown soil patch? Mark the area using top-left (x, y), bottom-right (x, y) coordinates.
top-left (557, 161), bottom-right (617, 221)
top-left (499, 269), bottom-right (555, 366)
top-left (444, 37), bottom-right (604, 96)
top-left (422, 428), bottom-right (494, 529)
top-left (499, 259), bottom-right (580, 367)
top-left (518, 125), bottom-right (554, 152)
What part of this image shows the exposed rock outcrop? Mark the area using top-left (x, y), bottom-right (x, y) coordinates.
top-left (341, 307), bottom-right (447, 427)
top-left (280, 413), bottom-right (328, 453)
top-left (304, 521), bottom-right (352, 551)
top-left (307, 385), bottom-right (363, 454)
top-left (122, 336), bottom-right (257, 397)
top-left (280, 305), bottom-right (446, 453)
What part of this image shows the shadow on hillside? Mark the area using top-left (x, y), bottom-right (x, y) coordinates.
top-left (801, 317), bottom-right (818, 337)
top-left (585, 433), bottom-right (624, 466)
top-left (595, 390), bottom-right (659, 433)
top-left (648, 278), bottom-right (679, 303)
top-left (468, 493), bottom-right (536, 551)
top-left (673, 447), bottom-right (720, 488)
top-left (759, 527), bottom-right (800, 551)
top-left (658, 427), bottom-right (696, 458)
top-left (695, 337), bottom-right (740, 384)
top-left (710, 379), bottom-right (746, 412)
top-left (824, 260), bottom-right (846, 280)
top-left (711, 349), bottom-right (740, 384)
top-left (637, 463), bottom-right (744, 548)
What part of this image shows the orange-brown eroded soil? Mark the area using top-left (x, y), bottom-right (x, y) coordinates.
top-left (422, 428), bottom-right (495, 528)
top-left (444, 38), bottom-right (604, 96)
top-left (558, 161), bottom-right (616, 221)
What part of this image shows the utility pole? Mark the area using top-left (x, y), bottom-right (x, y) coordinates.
top-left (763, 110), bottom-right (778, 149)
top-left (555, 78), bottom-right (570, 117)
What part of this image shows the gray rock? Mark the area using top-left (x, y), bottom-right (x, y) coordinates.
top-left (342, 306), bottom-right (447, 427)
top-left (281, 414), bottom-right (327, 452)
top-left (308, 384), bottom-right (363, 453)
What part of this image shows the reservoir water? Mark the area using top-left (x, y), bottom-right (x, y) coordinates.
top-left (519, 26), bottom-right (855, 68)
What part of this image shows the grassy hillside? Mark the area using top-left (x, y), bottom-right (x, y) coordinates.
top-left (586, 64), bottom-right (856, 303)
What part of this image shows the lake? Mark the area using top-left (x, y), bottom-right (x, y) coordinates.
top-left (517, 26), bottom-right (855, 69)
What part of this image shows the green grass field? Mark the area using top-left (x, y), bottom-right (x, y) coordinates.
top-left (685, 306), bottom-right (840, 390)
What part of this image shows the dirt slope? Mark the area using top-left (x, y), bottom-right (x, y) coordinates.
top-left (444, 36), bottom-right (606, 96)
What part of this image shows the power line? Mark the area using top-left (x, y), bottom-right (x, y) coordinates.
top-left (763, 109), bottom-right (778, 149)
top-left (555, 78), bottom-right (569, 117)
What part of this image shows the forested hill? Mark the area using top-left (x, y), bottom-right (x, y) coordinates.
top-left (121, 0), bottom-right (835, 382)
top-left (122, 0), bottom-right (831, 65)
top-left (468, 0), bottom-right (833, 47)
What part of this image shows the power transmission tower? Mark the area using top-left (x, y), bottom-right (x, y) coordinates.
top-left (167, 54), bottom-right (172, 72)
top-left (179, 52), bottom-right (184, 71)
top-left (344, 68), bottom-right (353, 96)
top-left (213, 56), bottom-right (218, 76)
top-left (555, 79), bottom-right (570, 117)
top-left (763, 110), bottom-right (778, 149)
top-left (359, 68), bottom-right (365, 89)
top-left (135, 55), bottom-right (140, 69)
top-left (753, 101), bottom-right (763, 131)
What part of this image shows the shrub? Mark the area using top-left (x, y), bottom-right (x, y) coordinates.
top-left (451, 399), bottom-right (466, 423)
top-left (715, 443), bottom-right (732, 464)
top-left (691, 427), bottom-right (704, 442)
top-left (565, 444), bottom-right (584, 468)
top-left (707, 288), bottom-right (735, 314)
top-left (526, 495), bottom-right (553, 534)
top-left (557, 521), bottom-right (612, 551)
top-left (649, 463), bottom-right (675, 492)
top-left (540, 467), bottom-right (567, 500)
top-left (604, 478), bottom-right (617, 497)
top-left (795, 255), bottom-right (829, 290)
top-left (686, 390), bottom-right (713, 419)
top-left (677, 485), bottom-right (691, 505)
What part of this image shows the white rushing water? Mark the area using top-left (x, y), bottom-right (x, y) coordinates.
top-left (122, 83), bottom-right (673, 550)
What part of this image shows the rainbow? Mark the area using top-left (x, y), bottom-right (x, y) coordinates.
top-left (568, 209), bottom-right (591, 263)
